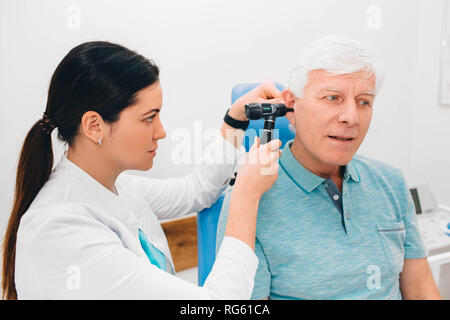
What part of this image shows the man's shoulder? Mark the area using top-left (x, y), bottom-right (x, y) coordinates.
top-left (258, 170), bottom-right (299, 206)
top-left (352, 154), bottom-right (404, 181)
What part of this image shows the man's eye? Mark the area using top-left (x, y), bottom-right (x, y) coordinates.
top-left (359, 100), bottom-right (371, 107)
top-left (145, 115), bottom-right (156, 122)
top-left (326, 95), bottom-right (339, 102)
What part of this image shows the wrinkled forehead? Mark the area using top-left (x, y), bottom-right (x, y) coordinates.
top-left (307, 69), bottom-right (376, 95)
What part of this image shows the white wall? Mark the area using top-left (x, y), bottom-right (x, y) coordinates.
top-left (409, 0), bottom-right (450, 206)
top-left (1, 0), bottom-right (449, 276)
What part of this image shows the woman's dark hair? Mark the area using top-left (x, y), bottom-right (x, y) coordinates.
top-left (2, 41), bottom-right (159, 299)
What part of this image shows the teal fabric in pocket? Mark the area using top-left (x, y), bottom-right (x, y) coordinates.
top-left (138, 229), bottom-right (167, 271)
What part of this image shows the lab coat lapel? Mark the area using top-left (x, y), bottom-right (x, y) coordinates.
top-left (116, 177), bottom-right (175, 273)
top-left (53, 155), bottom-right (175, 273)
top-left (54, 156), bottom-right (137, 230)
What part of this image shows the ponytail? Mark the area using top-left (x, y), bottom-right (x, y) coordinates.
top-left (2, 40), bottom-right (160, 300)
top-left (2, 119), bottom-right (54, 300)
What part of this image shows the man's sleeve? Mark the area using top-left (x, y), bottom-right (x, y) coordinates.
top-left (215, 189), bottom-right (232, 255)
top-left (396, 169), bottom-right (428, 259)
top-left (215, 189), bottom-right (271, 300)
top-left (250, 238), bottom-right (271, 300)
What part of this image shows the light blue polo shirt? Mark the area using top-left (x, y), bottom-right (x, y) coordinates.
top-left (216, 140), bottom-right (427, 300)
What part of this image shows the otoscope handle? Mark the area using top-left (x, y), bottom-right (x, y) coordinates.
top-left (260, 116), bottom-right (276, 144)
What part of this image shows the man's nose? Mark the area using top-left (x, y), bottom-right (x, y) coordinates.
top-left (338, 100), bottom-right (360, 126)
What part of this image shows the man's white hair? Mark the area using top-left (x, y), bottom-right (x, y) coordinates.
top-left (288, 35), bottom-right (383, 97)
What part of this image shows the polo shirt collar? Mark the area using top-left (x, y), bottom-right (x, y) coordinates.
top-left (279, 140), bottom-right (360, 193)
top-left (345, 158), bottom-right (360, 183)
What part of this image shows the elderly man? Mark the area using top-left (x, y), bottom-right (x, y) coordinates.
top-left (216, 35), bottom-right (441, 300)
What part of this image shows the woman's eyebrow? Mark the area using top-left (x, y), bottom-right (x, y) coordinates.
top-left (142, 108), bottom-right (160, 116)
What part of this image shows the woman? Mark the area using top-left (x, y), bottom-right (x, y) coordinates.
top-left (2, 41), bottom-right (282, 299)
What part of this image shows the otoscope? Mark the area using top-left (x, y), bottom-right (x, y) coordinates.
top-left (228, 103), bottom-right (293, 186)
top-left (245, 103), bottom-right (294, 144)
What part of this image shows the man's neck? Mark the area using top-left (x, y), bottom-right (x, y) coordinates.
top-left (290, 138), bottom-right (344, 191)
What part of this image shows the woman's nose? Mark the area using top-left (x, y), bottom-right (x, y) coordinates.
top-left (155, 118), bottom-right (166, 140)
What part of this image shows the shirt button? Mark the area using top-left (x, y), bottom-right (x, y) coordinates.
top-left (333, 194), bottom-right (339, 201)
top-left (344, 173), bottom-right (349, 180)
top-left (324, 183), bottom-right (329, 188)
top-left (346, 213), bottom-right (350, 219)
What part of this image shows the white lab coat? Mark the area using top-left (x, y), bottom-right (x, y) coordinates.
top-left (15, 136), bottom-right (258, 299)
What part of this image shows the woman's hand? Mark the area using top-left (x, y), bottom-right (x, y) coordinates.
top-left (228, 82), bottom-right (284, 121)
top-left (222, 82), bottom-right (284, 148)
top-left (233, 137), bottom-right (281, 199)
top-left (224, 137), bottom-right (282, 250)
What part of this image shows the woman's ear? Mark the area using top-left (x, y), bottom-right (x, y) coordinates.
top-left (80, 111), bottom-right (106, 145)
top-left (282, 89), bottom-right (296, 126)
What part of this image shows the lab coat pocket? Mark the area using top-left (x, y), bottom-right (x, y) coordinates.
top-left (377, 221), bottom-right (406, 275)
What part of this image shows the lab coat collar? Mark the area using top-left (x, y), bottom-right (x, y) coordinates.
top-left (279, 140), bottom-right (360, 193)
top-left (52, 154), bottom-right (140, 234)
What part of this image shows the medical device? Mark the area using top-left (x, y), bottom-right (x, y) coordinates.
top-left (245, 103), bottom-right (293, 144)
top-left (410, 184), bottom-right (450, 298)
top-left (410, 184), bottom-right (450, 255)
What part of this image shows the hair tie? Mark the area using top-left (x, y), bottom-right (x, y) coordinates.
top-left (38, 113), bottom-right (57, 134)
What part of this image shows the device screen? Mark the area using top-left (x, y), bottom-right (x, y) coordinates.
top-left (409, 188), bottom-right (422, 214)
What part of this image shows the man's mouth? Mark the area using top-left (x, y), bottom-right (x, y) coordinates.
top-left (327, 135), bottom-right (355, 142)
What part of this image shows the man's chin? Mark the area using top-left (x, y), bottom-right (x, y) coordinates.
top-left (320, 152), bottom-right (355, 167)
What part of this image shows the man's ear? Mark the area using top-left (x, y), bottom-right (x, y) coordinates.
top-left (80, 111), bottom-right (106, 145)
top-left (282, 89), bottom-right (296, 126)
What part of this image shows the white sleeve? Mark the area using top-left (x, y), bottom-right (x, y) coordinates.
top-left (122, 134), bottom-right (246, 220)
top-left (19, 213), bottom-right (257, 299)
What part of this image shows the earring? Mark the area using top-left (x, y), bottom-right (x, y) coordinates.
top-left (97, 138), bottom-right (102, 147)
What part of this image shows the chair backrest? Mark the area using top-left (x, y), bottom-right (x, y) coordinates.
top-left (196, 83), bottom-right (295, 285)
top-left (196, 193), bottom-right (225, 286)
